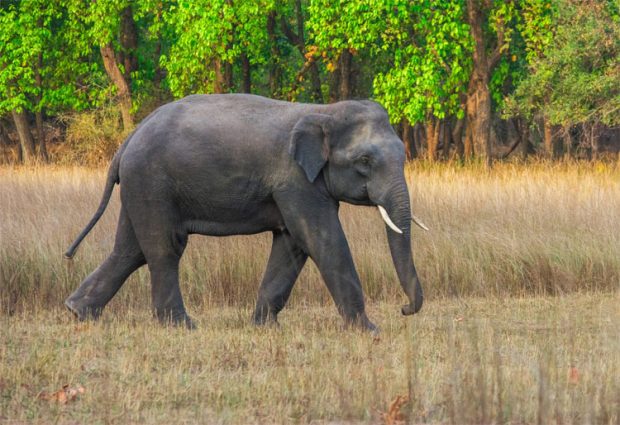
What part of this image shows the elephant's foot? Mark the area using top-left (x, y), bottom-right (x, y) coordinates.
top-left (64, 296), bottom-right (104, 321)
top-left (252, 304), bottom-right (281, 327)
top-left (155, 309), bottom-right (196, 330)
top-left (343, 313), bottom-right (379, 334)
top-left (252, 314), bottom-right (280, 328)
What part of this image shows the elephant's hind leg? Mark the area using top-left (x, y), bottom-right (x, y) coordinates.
top-left (253, 230), bottom-right (308, 325)
top-left (127, 204), bottom-right (194, 329)
top-left (65, 207), bottom-right (146, 321)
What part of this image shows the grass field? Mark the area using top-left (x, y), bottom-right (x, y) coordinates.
top-left (1, 162), bottom-right (619, 423)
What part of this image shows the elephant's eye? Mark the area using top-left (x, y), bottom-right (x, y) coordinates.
top-left (355, 155), bottom-right (372, 177)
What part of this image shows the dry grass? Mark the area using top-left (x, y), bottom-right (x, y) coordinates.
top-left (1, 296), bottom-right (618, 424)
top-left (0, 162), bottom-right (619, 423)
top-left (1, 162), bottom-right (619, 312)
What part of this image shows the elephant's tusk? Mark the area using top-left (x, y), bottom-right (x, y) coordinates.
top-left (378, 205), bottom-right (403, 234)
top-left (411, 214), bottom-right (429, 231)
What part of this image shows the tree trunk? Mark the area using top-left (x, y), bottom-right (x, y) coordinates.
top-left (214, 58), bottom-right (224, 93)
top-left (34, 111), bottom-right (48, 162)
top-left (338, 49), bottom-right (353, 100)
top-left (466, 0), bottom-right (495, 166)
top-left (241, 53), bottom-right (251, 93)
top-left (100, 44), bottom-right (133, 130)
top-left (213, 56), bottom-right (233, 94)
top-left (119, 6), bottom-right (138, 84)
top-left (562, 126), bottom-right (572, 159)
top-left (413, 123), bottom-right (423, 156)
top-left (452, 118), bottom-right (465, 159)
top-left (543, 116), bottom-right (555, 159)
top-left (426, 117), bottom-right (440, 162)
top-left (442, 120), bottom-right (452, 160)
top-left (34, 51), bottom-right (49, 162)
top-left (401, 119), bottom-right (417, 160)
top-left (463, 119), bottom-right (473, 159)
top-left (515, 118), bottom-right (531, 159)
top-left (11, 110), bottom-right (37, 164)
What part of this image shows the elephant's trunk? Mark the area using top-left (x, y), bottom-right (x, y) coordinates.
top-left (376, 179), bottom-right (424, 315)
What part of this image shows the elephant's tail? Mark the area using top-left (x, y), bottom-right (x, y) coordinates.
top-left (64, 139), bottom-right (130, 259)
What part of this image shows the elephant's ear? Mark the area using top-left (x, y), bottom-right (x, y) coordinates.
top-left (289, 113), bottom-right (334, 183)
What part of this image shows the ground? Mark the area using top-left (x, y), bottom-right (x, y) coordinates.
top-left (1, 296), bottom-right (618, 424)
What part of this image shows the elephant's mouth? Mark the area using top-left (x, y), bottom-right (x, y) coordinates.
top-left (340, 184), bottom-right (372, 206)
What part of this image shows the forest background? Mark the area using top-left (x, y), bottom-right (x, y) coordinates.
top-left (1, 0), bottom-right (619, 165)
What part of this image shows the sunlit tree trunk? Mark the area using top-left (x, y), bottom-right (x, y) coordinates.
top-left (338, 49), bottom-right (353, 100)
top-left (100, 44), bottom-right (133, 130)
top-left (465, 0), bottom-right (505, 166)
top-left (11, 110), bottom-right (36, 164)
top-left (426, 117), bottom-right (440, 162)
top-left (34, 50), bottom-right (49, 162)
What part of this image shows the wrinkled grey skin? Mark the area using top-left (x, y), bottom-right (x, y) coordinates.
top-left (64, 94), bottom-right (424, 330)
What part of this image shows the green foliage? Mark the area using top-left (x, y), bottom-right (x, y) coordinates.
top-left (160, 0), bottom-right (274, 97)
top-left (0, 1), bottom-right (94, 115)
top-left (373, 0), bottom-right (472, 123)
top-left (506, 0), bottom-right (620, 126)
top-left (1, 0), bottom-right (618, 160)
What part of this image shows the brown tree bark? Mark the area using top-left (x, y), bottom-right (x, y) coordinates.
top-left (119, 6), bottom-right (138, 84)
top-left (34, 51), bottom-right (49, 162)
top-left (543, 116), bottom-right (557, 159)
top-left (465, 0), bottom-right (504, 166)
top-left (401, 119), bottom-right (418, 160)
top-left (516, 118), bottom-right (531, 159)
top-left (463, 119), bottom-right (473, 159)
top-left (213, 57), bottom-right (233, 94)
top-left (562, 125), bottom-right (572, 159)
top-left (100, 44), bottom-right (133, 130)
top-left (442, 120), bottom-right (452, 160)
top-left (338, 49), bottom-right (353, 100)
top-left (452, 118), bottom-right (465, 159)
top-left (11, 110), bottom-right (37, 164)
top-left (426, 117), bottom-right (440, 161)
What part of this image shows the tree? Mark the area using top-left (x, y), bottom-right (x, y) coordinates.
top-left (82, 1), bottom-right (139, 129)
top-left (160, 0), bottom-right (274, 98)
top-left (0, 0), bottom-right (96, 163)
top-left (506, 0), bottom-right (620, 158)
top-left (373, 0), bottom-right (472, 160)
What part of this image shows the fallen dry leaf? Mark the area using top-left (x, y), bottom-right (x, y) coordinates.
top-left (382, 394), bottom-right (409, 425)
top-left (39, 384), bottom-right (85, 404)
top-left (568, 366), bottom-right (580, 384)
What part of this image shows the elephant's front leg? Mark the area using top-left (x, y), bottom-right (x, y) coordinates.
top-left (274, 190), bottom-right (377, 331)
top-left (253, 230), bottom-right (308, 325)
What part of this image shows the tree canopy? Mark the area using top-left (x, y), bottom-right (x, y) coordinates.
top-left (1, 0), bottom-right (618, 164)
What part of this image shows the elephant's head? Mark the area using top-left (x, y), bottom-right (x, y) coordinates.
top-left (289, 100), bottom-right (425, 315)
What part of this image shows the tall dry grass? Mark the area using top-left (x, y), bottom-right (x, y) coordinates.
top-left (1, 162), bottom-right (619, 314)
top-left (1, 163), bottom-right (618, 424)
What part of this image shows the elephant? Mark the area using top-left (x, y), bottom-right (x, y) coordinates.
top-left (64, 94), bottom-right (427, 331)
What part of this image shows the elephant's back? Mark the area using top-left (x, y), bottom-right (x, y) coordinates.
top-left (117, 94), bottom-right (303, 203)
